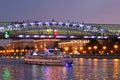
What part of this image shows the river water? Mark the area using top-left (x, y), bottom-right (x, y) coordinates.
top-left (0, 57), bottom-right (120, 80)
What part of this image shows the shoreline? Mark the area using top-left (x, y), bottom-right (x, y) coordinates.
top-left (72, 55), bottom-right (120, 59)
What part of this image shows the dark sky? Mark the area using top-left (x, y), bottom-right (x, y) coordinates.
top-left (0, 0), bottom-right (120, 24)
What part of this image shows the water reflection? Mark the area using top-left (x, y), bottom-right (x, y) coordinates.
top-left (31, 65), bottom-right (73, 80)
top-left (0, 58), bottom-right (120, 80)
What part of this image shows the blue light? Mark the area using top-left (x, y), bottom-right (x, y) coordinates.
top-left (65, 61), bottom-right (73, 67)
top-left (65, 61), bottom-right (69, 67)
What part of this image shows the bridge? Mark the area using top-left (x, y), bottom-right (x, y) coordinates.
top-left (0, 21), bottom-right (119, 39)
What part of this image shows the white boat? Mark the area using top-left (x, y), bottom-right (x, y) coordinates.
top-left (24, 49), bottom-right (73, 66)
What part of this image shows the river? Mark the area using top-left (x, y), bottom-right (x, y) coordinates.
top-left (0, 57), bottom-right (120, 80)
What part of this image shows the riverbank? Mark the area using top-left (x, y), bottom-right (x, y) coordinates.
top-left (72, 54), bottom-right (120, 59)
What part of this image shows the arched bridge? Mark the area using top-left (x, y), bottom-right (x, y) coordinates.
top-left (0, 21), bottom-right (116, 39)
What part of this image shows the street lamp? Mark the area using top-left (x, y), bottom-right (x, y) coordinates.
top-left (102, 46), bottom-right (107, 54)
top-left (93, 46), bottom-right (97, 54)
top-left (114, 44), bottom-right (118, 54)
top-left (94, 46), bottom-right (97, 50)
top-left (114, 44), bottom-right (118, 49)
top-left (103, 46), bottom-right (107, 50)
top-left (88, 46), bottom-right (92, 54)
top-left (88, 46), bottom-right (92, 50)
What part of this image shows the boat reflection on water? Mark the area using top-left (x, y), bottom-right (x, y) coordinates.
top-left (32, 65), bottom-right (74, 80)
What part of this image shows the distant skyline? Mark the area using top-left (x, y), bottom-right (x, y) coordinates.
top-left (0, 0), bottom-right (120, 24)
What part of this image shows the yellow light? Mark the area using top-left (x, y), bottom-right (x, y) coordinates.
top-left (94, 46), bottom-right (97, 49)
top-left (11, 50), bottom-right (14, 52)
top-left (75, 47), bottom-right (78, 50)
top-left (114, 45), bottom-right (118, 49)
top-left (103, 46), bottom-right (107, 50)
top-left (80, 47), bottom-right (83, 51)
top-left (3, 50), bottom-right (5, 53)
top-left (16, 49), bottom-right (19, 52)
top-left (88, 47), bottom-right (92, 50)
top-left (64, 47), bottom-right (69, 52)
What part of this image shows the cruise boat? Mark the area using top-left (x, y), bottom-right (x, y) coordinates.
top-left (24, 49), bottom-right (73, 66)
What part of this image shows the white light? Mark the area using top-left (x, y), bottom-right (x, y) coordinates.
top-left (40, 35), bottom-right (45, 38)
top-left (84, 36), bottom-right (89, 38)
top-left (54, 29), bottom-right (57, 32)
top-left (25, 35), bottom-right (30, 38)
top-left (45, 22), bottom-right (50, 26)
top-left (38, 22), bottom-right (43, 26)
top-left (58, 22), bottom-right (63, 26)
top-left (104, 36), bottom-right (108, 39)
top-left (14, 24), bottom-right (19, 27)
top-left (22, 23), bottom-right (27, 27)
top-left (34, 35), bottom-right (39, 38)
top-left (30, 22), bottom-right (35, 26)
top-left (117, 36), bottom-right (120, 39)
top-left (48, 35), bottom-right (53, 38)
top-left (97, 36), bottom-right (101, 38)
top-left (0, 26), bottom-right (5, 31)
top-left (91, 36), bottom-right (95, 38)
top-left (100, 28), bottom-right (104, 32)
top-left (7, 25), bottom-right (12, 29)
top-left (56, 36), bottom-right (66, 38)
top-left (52, 21), bottom-right (56, 25)
top-left (86, 25), bottom-right (91, 29)
top-left (79, 24), bottom-right (84, 27)
top-left (19, 35), bottom-right (24, 38)
top-left (70, 36), bottom-right (75, 38)
top-left (72, 23), bottom-right (77, 27)
top-left (65, 22), bottom-right (70, 27)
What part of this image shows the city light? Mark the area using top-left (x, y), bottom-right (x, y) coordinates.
top-left (4, 31), bottom-right (9, 39)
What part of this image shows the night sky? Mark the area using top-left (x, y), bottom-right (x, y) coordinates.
top-left (0, 0), bottom-right (120, 24)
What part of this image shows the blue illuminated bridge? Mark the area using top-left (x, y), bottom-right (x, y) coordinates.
top-left (0, 21), bottom-right (120, 39)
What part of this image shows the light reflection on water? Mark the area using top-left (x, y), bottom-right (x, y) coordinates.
top-left (0, 58), bottom-right (120, 80)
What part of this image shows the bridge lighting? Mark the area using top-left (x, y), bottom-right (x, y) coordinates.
top-left (18, 35), bottom-right (24, 38)
top-left (25, 35), bottom-right (30, 38)
top-left (100, 28), bottom-right (104, 32)
top-left (70, 36), bottom-right (75, 38)
top-left (65, 22), bottom-right (70, 27)
top-left (38, 22), bottom-right (43, 26)
top-left (4, 31), bottom-right (9, 39)
top-left (30, 22), bottom-right (35, 26)
top-left (14, 24), bottom-right (20, 28)
top-left (22, 23), bottom-right (27, 27)
top-left (72, 23), bottom-right (77, 27)
top-left (40, 35), bottom-right (45, 38)
top-left (86, 25), bottom-right (91, 30)
top-left (52, 21), bottom-right (57, 25)
top-left (0, 26), bottom-right (5, 31)
top-left (34, 35), bottom-right (39, 38)
top-left (45, 22), bottom-right (50, 27)
top-left (54, 29), bottom-right (58, 36)
top-left (84, 36), bottom-right (89, 38)
top-left (7, 25), bottom-right (12, 29)
top-left (58, 22), bottom-right (63, 26)
top-left (91, 36), bottom-right (95, 38)
top-left (79, 24), bottom-right (84, 27)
